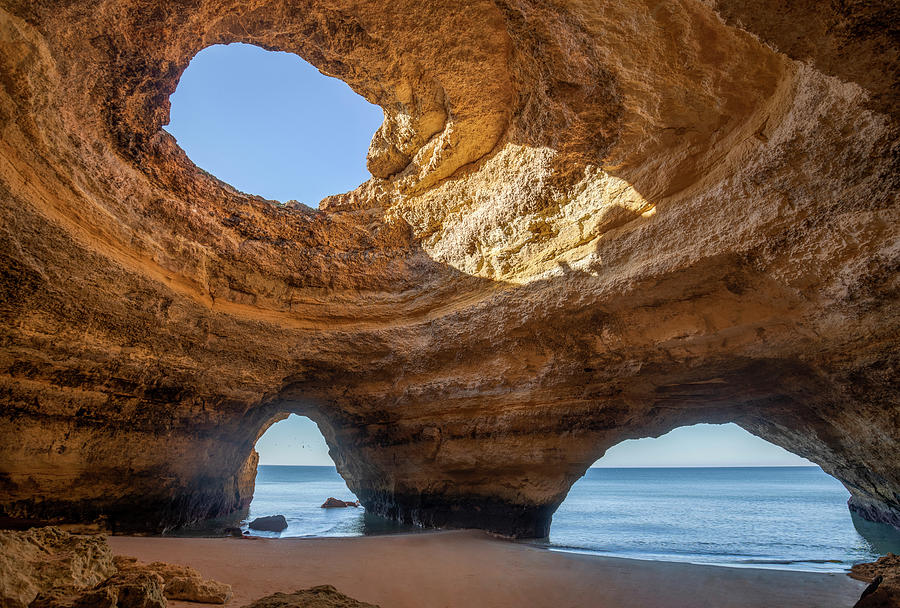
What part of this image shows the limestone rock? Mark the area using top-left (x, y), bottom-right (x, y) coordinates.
top-left (0, 528), bottom-right (233, 608)
top-left (163, 577), bottom-right (230, 605)
top-left (853, 555), bottom-right (900, 582)
top-left (30, 575), bottom-right (166, 608)
top-left (0, 0), bottom-right (897, 537)
top-left (247, 516), bottom-right (288, 533)
top-left (114, 556), bottom-right (232, 604)
top-left (852, 554), bottom-right (900, 608)
top-left (0, 528), bottom-right (115, 608)
top-left (94, 572), bottom-right (166, 608)
top-left (240, 586), bottom-right (379, 608)
top-left (854, 578), bottom-right (900, 608)
top-left (29, 585), bottom-right (118, 608)
top-left (320, 499), bottom-right (359, 509)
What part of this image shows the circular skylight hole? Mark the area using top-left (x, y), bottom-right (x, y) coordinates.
top-left (165, 43), bottom-right (383, 207)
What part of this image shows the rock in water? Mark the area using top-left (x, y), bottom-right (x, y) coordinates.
top-left (0, 527), bottom-right (115, 608)
top-left (240, 585), bottom-right (380, 608)
top-left (248, 515), bottom-right (288, 532)
top-left (320, 498), bottom-right (359, 508)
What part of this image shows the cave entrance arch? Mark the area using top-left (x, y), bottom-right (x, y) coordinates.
top-left (245, 414), bottom-right (363, 537)
top-left (549, 423), bottom-right (885, 570)
top-left (164, 42), bottom-right (383, 206)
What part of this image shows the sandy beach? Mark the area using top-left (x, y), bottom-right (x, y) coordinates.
top-left (108, 530), bottom-right (865, 608)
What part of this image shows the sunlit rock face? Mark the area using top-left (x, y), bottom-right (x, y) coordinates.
top-left (0, 0), bottom-right (897, 537)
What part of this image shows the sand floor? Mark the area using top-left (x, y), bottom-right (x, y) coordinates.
top-left (108, 530), bottom-right (866, 608)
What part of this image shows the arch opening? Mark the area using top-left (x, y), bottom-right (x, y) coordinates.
top-left (244, 413), bottom-right (411, 537)
top-left (164, 43), bottom-right (383, 206)
top-left (548, 423), bottom-right (899, 571)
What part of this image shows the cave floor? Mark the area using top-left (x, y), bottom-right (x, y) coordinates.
top-left (108, 530), bottom-right (865, 607)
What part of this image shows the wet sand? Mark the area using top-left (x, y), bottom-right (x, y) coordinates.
top-left (108, 530), bottom-right (865, 608)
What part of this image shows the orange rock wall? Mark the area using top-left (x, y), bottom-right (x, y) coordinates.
top-left (0, 0), bottom-right (897, 536)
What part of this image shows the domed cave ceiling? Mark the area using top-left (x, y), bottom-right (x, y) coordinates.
top-left (0, 0), bottom-right (897, 537)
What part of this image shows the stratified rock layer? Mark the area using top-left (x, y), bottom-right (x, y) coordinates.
top-left (0, 0), bottom-right (898, 537)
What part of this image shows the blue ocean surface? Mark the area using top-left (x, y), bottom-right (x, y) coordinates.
top-left (243, 465), bottom-right (414, 538)
top-left (243, 465), bottom-right (898, 572)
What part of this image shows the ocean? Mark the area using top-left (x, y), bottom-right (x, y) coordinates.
top-left (242, 465), bottom-right (899, 572)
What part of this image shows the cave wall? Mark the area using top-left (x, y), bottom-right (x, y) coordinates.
top-left (0, 0), bottom-right (897, 537)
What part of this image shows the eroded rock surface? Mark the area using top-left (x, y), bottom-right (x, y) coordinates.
top-left (852, 554), bottom-right (900, 608)
top-left (0, 0), bottom-right (897, 537)
top-left (0, 529), bottom-right (230, 607)
top-left (240, 586), bottom-right (379, 608)
top-left (0, 527), bottom-right (115, 608)
top-left (114, 556), bottom-right (232, 604)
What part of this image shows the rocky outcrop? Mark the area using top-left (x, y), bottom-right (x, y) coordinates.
top-left (0, 528), bottom-right (230, 607)
top-left (113, 556), bottom-right (232, 604)
top-left (0, 0), bottom-right (897, 537)
top-left (30, 573), bottom-right (166, 608)
top-left (29, 585), bottom-right (121, 608)
top-left (240, 586), bottom-right (379, 608)
top-left (248, 516), bottom-right (288, 532)
top-left (852, 554), bottom-right (900, 608)
top-left (0, 527), bottom-right (116, 608)
top-left (320, 499), bottom-right (359, 509)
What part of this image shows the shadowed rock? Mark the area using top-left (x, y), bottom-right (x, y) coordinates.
top-left (19, 570), bottom-right (165, 608)
top-left (240, 586), bottom-right (379, 608)
top-left (248, 515), bottom-right (288, 532)
top-left (29, 585), bottom-right (119, 608)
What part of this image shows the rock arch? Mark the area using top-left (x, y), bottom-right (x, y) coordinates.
top-left (0, 0), bottom-right (897, 537)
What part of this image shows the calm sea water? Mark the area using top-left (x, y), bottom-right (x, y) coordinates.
top-left (243, 465), bottom-right (899, 572)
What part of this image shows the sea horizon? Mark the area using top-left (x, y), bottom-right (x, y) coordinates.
top-left (239, 464), bottom-right (900, 573)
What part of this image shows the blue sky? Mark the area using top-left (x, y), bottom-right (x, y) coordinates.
top-left (168, 44), bottom-right (813, 469)
top-left (165, 43), bottom-right (382, 205)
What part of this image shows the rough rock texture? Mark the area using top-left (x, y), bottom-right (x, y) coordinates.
top-left (114, 556), bottom-right (232, 604)
top-left (0, 0), bottom-right (897, 537)
top-left (29, 585), bottom-right (121, 608)
top-left (852, 554), bottom-right (900, 608)
top-left (0, 528), bottom-right (115, 608)
top-left (82, 572), bottom-right (166, 608)
top-left (240, 586), bottom-right (379, 608)
top-left (0, 529), bottom-right (230, 608)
